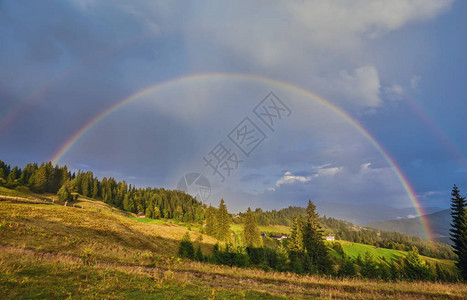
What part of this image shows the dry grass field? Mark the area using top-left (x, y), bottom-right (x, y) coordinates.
top-left (0, 197), bottom-right (466, 299)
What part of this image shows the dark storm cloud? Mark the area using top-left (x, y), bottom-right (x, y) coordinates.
top-left (0, 0), bottom-right (465, 214)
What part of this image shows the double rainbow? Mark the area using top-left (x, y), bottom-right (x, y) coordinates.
top-left (49, 73), bottom-right (434, 241)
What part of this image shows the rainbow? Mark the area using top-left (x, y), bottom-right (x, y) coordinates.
top-left (50, 73), bottom-right (434, 241)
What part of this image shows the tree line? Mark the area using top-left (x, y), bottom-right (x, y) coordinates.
top-left (235, 205), bottom-right (455, 260)
top-left (2, 159), bottom-right (466, 280)
top-left (0, 159), bottom-right (205, 222)
top-left (179, 200), bottom-right (458, 282)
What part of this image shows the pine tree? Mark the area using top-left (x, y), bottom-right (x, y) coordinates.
top-left (0, 169), bottom-right (4, 185)
top-left (303, 200), bottom-right (331, 274)
top-left (0, 160), bottom-right (10, 179)
top-left (153, 206), bottom-right (161, 219)
top-left (92, 178), bottom-right (99, 199)
top-left (57, 181), bottom-right (73, 202)
top-left (6, 166), bottom-right (19, 187)
top-left (287, 215), bottom-right (304, 256)
top-left (338, 255), bottom-right (356, 278)
top-left (361, 251), bottom-right (378, 279)
top-left (449, 184), bottom-right (467, 280)
top-left (403, 251), bottom-right (431, 280)
top-left (216, 199), bottom-right (230, 241)
top-left (195, 245), bottom-right (204, 262)
top-left (32, 163), bottom-right (49, 193)
top-left (178, 232), bottom-right (195, 259)
top-left (205, 205), bottom-right (217, 236)
top-left (243, 207), bottom-right (262, 248)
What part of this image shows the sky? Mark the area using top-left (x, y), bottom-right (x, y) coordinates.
top-left (0, 0), bottom-right (466, 214)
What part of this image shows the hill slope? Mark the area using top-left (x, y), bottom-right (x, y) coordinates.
top-left (365, 209), bottom-right (451, 244)
top-left (0, 191), bottom-right (465, 298)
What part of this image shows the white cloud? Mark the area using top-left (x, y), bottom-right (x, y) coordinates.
top-left (181, 0), bottom-right (453, 67)
top-left (66, 1), bottom-right (452, 110)
top-left (287, 0), bottom-right (454, 47)
top-left (313, 165), bottom-right (343, 177)
top-left (267, 187), bottom-right (276, 192)
top-left (334, 66), bottom-right (382, 107)
top-left (275, 166), bottom-right (342, 188)
top-left (275, 171), bottom-right (312, 187)
top-left (384, 84), bottom-right (405, 101)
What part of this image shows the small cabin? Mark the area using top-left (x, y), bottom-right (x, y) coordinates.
top-left (136, 212), bottom-right (145, 218)
top-left (273, 234), bottom-right (289, 240)
top-left (326, 234), bottom-right (335, 241)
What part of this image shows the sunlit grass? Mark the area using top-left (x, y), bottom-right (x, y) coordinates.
top-left (0, 192), bottom-right (465, 299)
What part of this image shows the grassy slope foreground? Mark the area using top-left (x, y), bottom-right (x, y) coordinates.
top-left (0, 197), bottom-right (466, 298)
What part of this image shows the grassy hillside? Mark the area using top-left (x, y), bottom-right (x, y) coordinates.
top-left (332, 241), bottom-right (454, 269)
top-left (1, 191), bottom-right (466, 298)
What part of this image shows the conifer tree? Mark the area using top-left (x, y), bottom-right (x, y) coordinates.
top-left (32, 163), bottom-right (49, 193)
top-left (243, 207), bottom-right (262, 247)
top-left (303, 200), bottom-right (331, 273)
top-left (92, 178), bottom-right (99, 199)
top-left (57, 180), bottom-right (73, 202)
top-left (403, 251), bottom-right (431, 280)
top-left (449, 184), bottom-right (467, 280)
top-left (0, 160), bottom-right (10, 179)
top-left (178, 232), bottom-right (195, 259)
top-left (205, 205), bottom-right (217, 236)
top-left (6, 166), bottom-right (19, 187)
top-left (195, 245), bottom-right (204, 262)
top-left (153, 206), bottom-right (161, 219)
top-left (361, 251), bottom-right (378, 279)
top-left (338, 255), bottom-right (356, 278)
top-left (287, 215), bottom-right (304, 256)
top-left (216, 199), bottom-right (230, 241)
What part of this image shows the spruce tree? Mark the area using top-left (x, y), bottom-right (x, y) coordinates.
top-left (57, 181), bottom-right (73, 202)
top-left (361, 251), bottom-right (378, 279)
top-left (338, 255), bottom-right (356, 278)
top-left (32, 163), bottom-right (49, 193)
top-left (243, 207), bottom-right (262, 247)
top-left (287, 215), bottom-right (304, 256)
top-left (216, 199), bottom-right (230, 241)
top-left (92, 178), bottom-right (99, 199)
top-left (205, 205), bottom-right (217, 236)
top-left (403, 251), bottom-right (431, 280)
top-left (178, 232), bottom-right (195, 259)
top-left (6, 166), bottom-right (19, 187)
top-left (449, 184), bottom-right (467, 280)
top-left (303, 200), bottom-right (331, 273)
top-left (195, 245), bottom-right (204, 262)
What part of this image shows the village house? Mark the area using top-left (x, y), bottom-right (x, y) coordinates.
top-left (326, 234), bottom-right (335, 241)
top-left (136, 212), bottom-right (145, 218)
top-left (272, 234), bottom-right (289, 241)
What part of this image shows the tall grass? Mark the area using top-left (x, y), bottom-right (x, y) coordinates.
top-left (0, 199), bottom-right (466, 299)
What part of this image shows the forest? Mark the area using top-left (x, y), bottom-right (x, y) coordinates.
top-left (0, 159), bottom-right (465, 281)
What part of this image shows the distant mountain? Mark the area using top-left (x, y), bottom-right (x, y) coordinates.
top-left (315, 201), bottom-right (442, 225)
top-left (365, 209), bottom-right (452, 244)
